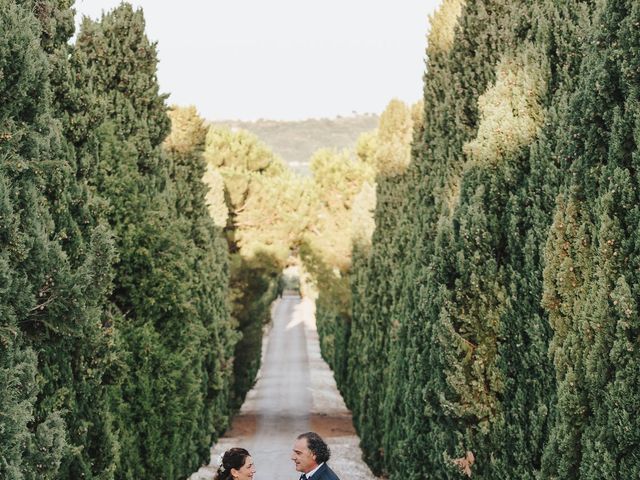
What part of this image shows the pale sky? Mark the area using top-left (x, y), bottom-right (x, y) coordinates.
top-left (74, 1), bottom-right (442, 121)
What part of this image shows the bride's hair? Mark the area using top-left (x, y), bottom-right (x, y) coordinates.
top-left (214, 448), bottom-right (251, 480)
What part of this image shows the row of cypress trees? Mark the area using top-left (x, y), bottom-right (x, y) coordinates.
top-left (1, 2), bottom-right (236, 479)
top-left (319, 0), bottom-right (640, 478)
top-left (301, 97), bottom-right (421, 385)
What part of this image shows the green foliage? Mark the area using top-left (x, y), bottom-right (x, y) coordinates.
top-left (333, 0), bottom-right (590, 479)
top-left (226, 252), bottom-right (280, 405)
top-left (306, 148), bottom-right (375, 268)
top-left (541, 1), bottom-right (640, 477)
top-left (300, 148), bottom-right (373, 376)
top-left (202, 164), bottom-right (229, 228)
top-left (205, 127), bottom-right (284, 174)
top-left (75, 7), bottom-right (234, 479)
top-left (6, 2), bottom-right (640, 480)
top-left (463, 50), bottom-right (547, 164)
top-left (203, 126), bottom-right (301, 406)
top-left (1, 1), bottom-right (117, 478)
top-left (351, 181), bottom-right (376, 250)
top-left (300, 98), bottom-right (421, 394)
top-left (234, 172), bottom-right (314, 262)
top-left (357, 98), bottom-right (416, 176)
top-left (164, 105), bottom-right (237, 470)
top-left (427, 0), bottom-right (465, 55)
top-left (3, 2), bottom-right (281, 479)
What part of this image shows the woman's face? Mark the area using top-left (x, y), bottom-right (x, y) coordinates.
top-left (232, 456), bottom-right (256, 480)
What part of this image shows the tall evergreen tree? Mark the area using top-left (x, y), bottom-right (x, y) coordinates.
top-left (164, 105), bottom-right (236, 463)
top-left (1, 1), bottom-right (116, 478)
top-left (541, 1), bottom-right (640, 477)
top-left (344, 0), bottom-right (586, 478)
top-left (76, 7), bottom-right (233, 478)
top-left (26, 1), bottom-right (121, 477)
top-left (304, 98), bottom-right (421, 388)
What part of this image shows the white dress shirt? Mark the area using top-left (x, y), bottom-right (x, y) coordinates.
top-left (305, 462), bottom-right (325, 478)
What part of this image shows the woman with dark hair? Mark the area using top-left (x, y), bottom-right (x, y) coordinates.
top-left (214, 447), bottom-right (256, 480)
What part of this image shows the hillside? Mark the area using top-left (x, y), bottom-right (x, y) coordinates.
top-left (211, 114), bottom-right (379, 175)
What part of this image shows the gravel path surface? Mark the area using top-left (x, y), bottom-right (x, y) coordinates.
top-left (190, 294), bottom-right (378, 480)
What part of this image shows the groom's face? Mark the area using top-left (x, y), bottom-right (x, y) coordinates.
top-left (292, 438), bottom-right (318, 473)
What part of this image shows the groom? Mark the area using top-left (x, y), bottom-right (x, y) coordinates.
top-left (291, 432), bottom-right (340, 480)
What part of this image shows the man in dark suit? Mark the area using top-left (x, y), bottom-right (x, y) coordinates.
top-left (291, 432), bottom-right (340, 480)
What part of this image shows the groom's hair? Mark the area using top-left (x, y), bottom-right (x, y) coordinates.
top-left (298, 432), bottom-right (331, 463)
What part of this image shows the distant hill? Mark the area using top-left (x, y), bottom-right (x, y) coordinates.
top-left (210, 114), bottom-right (380, 175)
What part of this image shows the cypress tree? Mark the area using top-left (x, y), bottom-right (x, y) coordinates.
top-left (348, 1), bottom-right (504, 476)
top-left (164, 105), bottom-right (236, 462)
top-left (26, 1), bottom-right (121, 477)
top-left (0, 6), bottom-right (63, 476)
top-left (76, 6), bottom-right (233, 478)
top-left (432, 44), bottom-right (552, 478)
top-left (345, 0), bottom-right (583, 477)
top-left (340, 0), bottom-right (640, 478)
top-left (490, 1), bottom-right (594, 478)
top-left (1, 1), bottom-right (116, 478)
top-left (541, 1), bottom-right (640, 477)
top-left (305, 98), bottom-right (420, 394)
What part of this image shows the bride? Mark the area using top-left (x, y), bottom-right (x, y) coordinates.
top-left (214, 448), bottom-right (256, 480)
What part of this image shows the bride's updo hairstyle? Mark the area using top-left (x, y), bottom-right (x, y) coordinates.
top-left (214, 448), bottom-right (251, 480)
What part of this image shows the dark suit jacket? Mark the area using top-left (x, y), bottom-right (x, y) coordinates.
top-left (308, 463), bottom-right (340, 480)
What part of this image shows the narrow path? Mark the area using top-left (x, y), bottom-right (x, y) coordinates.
top-left (191, 294), bottom-right (377, 480)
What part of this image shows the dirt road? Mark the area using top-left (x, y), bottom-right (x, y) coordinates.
top-left (191, 294), bottom-right (377, 480)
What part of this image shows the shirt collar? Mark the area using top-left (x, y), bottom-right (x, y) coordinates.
top-left (306, 462), bottom-right (325, 478)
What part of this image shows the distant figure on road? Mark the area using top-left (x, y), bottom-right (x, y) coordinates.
top-left (291, 432), bottom-right (340, 480)
top-left (214, 447), bottom-right (256, 480)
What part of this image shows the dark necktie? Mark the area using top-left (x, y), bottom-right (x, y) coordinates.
top-left (299, 475), bottom-right (307, 480)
